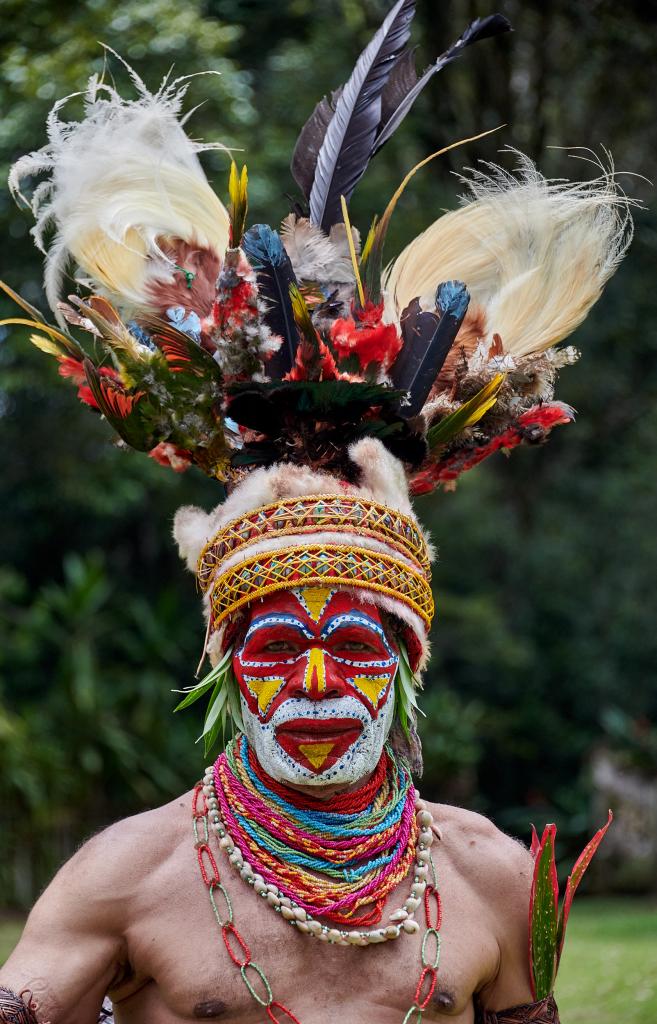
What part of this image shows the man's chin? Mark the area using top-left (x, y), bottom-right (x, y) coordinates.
top-left (274, 717), bottom-right (364, 775)
top-left (247, 730), bottom-right (382, 788)
top-left (240, 691), bottom-right (395, 787)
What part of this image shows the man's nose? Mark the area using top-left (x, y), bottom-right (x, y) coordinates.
top-left (293, 648), bottom-right (348, 700)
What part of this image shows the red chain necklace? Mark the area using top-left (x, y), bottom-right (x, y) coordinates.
top-left (192, 780), bottom-right (443, 1022)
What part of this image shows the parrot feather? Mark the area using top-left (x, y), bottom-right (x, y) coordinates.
top-left (427, 373), bottom-right (505, 449)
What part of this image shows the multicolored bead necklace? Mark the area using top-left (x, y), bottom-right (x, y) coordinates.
top-left (193, 764), bottom-right (443, 1022)
top-left (206, 737), bottom-right (434, 939)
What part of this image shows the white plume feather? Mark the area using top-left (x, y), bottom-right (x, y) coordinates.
top-left (9, 59), bottom-right (230, 323)
top-left (383, 149), bottom-right (634, 358)
top-left (280, 213), bottom-right (359, 284)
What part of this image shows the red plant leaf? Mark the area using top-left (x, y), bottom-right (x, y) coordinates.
top-left (530, 824), bottom-right (540, 860)
top-left (556, 810), bottom-right (613, 966)
top-left (528, 824), bottom-right (558, 1000)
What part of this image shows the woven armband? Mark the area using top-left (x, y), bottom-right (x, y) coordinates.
top-left (477, 993), bottom-right (560, 1023)
top-left (0, 987), bottom-right (39, 1024)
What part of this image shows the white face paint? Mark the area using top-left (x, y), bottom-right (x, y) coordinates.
top-left (240, 687), bottom-right (396, 786)
top-left (233, 588), bottom-right (399, 786)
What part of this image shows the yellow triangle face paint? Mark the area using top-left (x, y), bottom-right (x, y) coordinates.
top-left (246, 675), bottom-right (286, 715)
top-left (298, 741), bottom-right (335, 770)
top-left (350, 675), bottom-right (391, 709)
top-left (296, 587), bottom-right (335, 623)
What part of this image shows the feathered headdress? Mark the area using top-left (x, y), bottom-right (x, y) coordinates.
top-left (4, 2), bottom-right (632, 719)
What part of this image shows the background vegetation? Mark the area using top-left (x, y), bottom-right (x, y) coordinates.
top-left (1, 0), bottom-right (656, 919)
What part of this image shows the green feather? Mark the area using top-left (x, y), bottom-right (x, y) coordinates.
top-left (427, 374), bottom-right (505, 450)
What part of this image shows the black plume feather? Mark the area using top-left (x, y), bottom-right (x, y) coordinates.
top-left (242, 223), bottom-right (300, 379)
top-left (390, 281), bottom-right (470, 418)
top-left (373, 14), bottom-right (512, 154)
top-left (308, 0), bottom-right (417, 232)
top-left (291, 88), bottom-right (342, 202)
top-left (290, 7), bottom-right (510, 227)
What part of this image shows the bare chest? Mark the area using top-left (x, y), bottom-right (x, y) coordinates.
top-left (113, 839), bottom-right (499, 1023)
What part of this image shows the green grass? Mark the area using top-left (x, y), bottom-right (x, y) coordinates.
top-left (2, 899), bottom-right (657, 1021)
top-left (556, 899), bottom-right (657, 1024)
top-left (0, 917), bottom-right (24, 965)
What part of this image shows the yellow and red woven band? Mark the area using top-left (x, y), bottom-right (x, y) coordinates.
top-left (205, 543), bottom-right (434, 632)
top-left (197, 494), bottom-right (431, 594)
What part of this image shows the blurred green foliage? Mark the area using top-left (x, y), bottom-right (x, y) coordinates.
top-left (1, 0), bottom-right (656, 906)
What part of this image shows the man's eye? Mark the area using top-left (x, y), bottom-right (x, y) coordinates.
top-left (263, 640), bottom-right (296, 653)
top-left (339, 641), bottom-right (376, 652)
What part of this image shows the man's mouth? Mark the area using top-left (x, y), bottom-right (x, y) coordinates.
top-left (275, 717), bottom-right (364, 773)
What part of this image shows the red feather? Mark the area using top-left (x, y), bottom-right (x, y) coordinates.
top-left (410, 403), bottom-right (574, 495)
top-left (149, 442), bottom-right (193, 473)
top-left (58, 357), bottom-right (119, 409)
top-left (99, 379), bottom-right (144, 418)
top-left (286, 336), bottom-right (340, 381)
top-left (330, 301), bottom-right (401, 372)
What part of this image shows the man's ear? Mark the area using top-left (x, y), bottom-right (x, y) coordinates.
top-left (172, 504), bottom-right (215, 571)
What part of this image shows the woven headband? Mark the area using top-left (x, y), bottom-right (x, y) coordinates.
top-left (197, 496), bottom-right (434, 633)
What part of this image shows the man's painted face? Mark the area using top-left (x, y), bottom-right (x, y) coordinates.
top-left (233, 588), bottom-right (399, 786)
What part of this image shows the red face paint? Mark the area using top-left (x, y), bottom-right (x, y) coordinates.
top-left (233, 588), bottom-right (399, 775)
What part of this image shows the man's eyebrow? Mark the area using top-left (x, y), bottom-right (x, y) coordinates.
top-left (322, 612), bottom-right (385, 632)
top-left (321, 612), bottom-right (392, 644)
top-left (245, 614), bottom-right (314, 640)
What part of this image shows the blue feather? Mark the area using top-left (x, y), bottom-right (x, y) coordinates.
top-left (242, 223), bottom-right (287, 268)
top-left (437, 280), bottom-right (470, 320)
top-left (391, 280), bottom-right (470, 418)
top-left (242, 224), bottom-right (300, 378)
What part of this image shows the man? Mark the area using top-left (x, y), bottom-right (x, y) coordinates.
top-left (1, 585), bottom-right (537, 1023)
top-left (1, 1), bottom-right (628, 1020)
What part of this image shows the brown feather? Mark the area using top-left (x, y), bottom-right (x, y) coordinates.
top-left (432, 303), bottom-right (488, 392)
top-left (147, 241), bottom-right (221, 318)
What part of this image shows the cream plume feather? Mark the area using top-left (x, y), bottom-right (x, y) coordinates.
top-left (383, 150), bottom-right (634, 359)
top-left (9, 55), bottom-right (230, 323)
top-left (280, 213), bottom-right (359, 284)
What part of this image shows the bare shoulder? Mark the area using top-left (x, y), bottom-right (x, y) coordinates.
top-left (427, 801), bottom-right (533, 904)
top-left (40, 788), bottom-right (196, 919)
top-left (425, 801), bottom-right (535, 1004)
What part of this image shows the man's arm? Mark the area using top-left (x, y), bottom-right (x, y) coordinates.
top-left (0, 827), bottom-right (131, 1024)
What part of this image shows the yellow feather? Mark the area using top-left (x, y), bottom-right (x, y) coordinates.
top-left (427, 374), bottom-right (505, 449)
top-left (29, 333), bottom-right (65, 358)
top-left (359, 215), bottom-right (378, 268)
top-left (0, 317), bottom-right (73, 349)
top-left (374, 127), bottom-right (504, 256)
top-left (229, 161), bottom-right (248, 248)
top-left (289, 283), bottom-right (315, 338)
top-left (340, 195), bottom-right (365, 307)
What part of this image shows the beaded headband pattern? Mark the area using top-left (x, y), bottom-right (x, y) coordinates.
top-left (198, 494), bottom-right (434, 636)
top-left (206, 544), bottom-right (433, 633)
